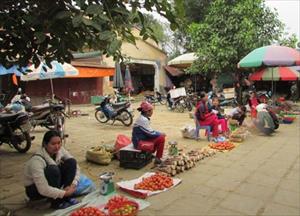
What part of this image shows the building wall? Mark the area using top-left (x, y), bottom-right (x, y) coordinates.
top-left (24, 78), bottom-right (103, 105)
top-left (102, 28), bottom-right (168, 93)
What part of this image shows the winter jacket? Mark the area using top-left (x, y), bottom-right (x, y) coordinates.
top-left (132, 114), bottom-right (161, 148)
top-left (24, 147), bottom-right (80, 199)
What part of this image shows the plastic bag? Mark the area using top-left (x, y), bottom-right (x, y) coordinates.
top-left (74, 174), bottom-right (96, 196)
top-left (115, 134), bottom-right (131, 152)
top-left (181, 125), bottom-right (195, 139)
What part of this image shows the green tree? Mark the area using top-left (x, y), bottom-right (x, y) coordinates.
top-left (187, 0), bottom-right (293, 77)
top-left (184, 0), bottom-right (212, 23)
top-left (278, 33), bottom-right (298, 48)
top-left (0, 0), bottom-right (183, 68)
top-left (143, 14), bottom-right (167, 45)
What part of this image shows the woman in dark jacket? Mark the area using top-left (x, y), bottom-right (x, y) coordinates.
top-left (132, 101), bottom-right (166, 164)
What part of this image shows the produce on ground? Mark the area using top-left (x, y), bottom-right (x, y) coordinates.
top-left (133, 173), bottom-right (173, 191)
top-left (155, 148), bottom-right (216, 176)
top-left (70, 206), bottom-right (106, 216)
top-left (105, 196), bottom-right (139, 216)
top-left (157, 148), bottom-right (215, 175)
top-left (209, 141), bottom-right (235, 151)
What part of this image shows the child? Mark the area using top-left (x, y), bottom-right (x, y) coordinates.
top-left (209, 97), bottom-right (229, 136)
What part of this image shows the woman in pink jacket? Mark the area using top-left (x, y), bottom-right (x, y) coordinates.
top-left (195, 92), bottom-right (221, 142)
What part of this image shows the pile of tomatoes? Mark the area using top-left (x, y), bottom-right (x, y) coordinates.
top-left (209, 141), bottom-right (235, 151)
top-left (70, 207), bottom-right (106, 216)
top-left (134, 173), bottom-right (173, 191)
top-left (105, 196), bottom-right (139, 216)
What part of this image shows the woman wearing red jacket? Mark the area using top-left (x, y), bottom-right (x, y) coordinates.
top-left (195, 92), bottom-right (220, 142)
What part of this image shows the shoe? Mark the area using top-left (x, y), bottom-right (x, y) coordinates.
top-left (67, 198), bottom-right (79, 205)
top-left (212, 138), bottom-right (218, 143)
top-left (154, 158), bottom-right (162, 165)
top-left (217, 136), bottom-right (226, 142)
top-left (51, 201), bottom-right (72, 209)
top-left (51, 198), bottom-right (78, 209)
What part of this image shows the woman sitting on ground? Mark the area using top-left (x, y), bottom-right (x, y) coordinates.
top-left (24, 130), bottom-right (80, 209)
top-left (132, 101), bottom-right (166, 164)
top-left (195, 92), bottom-right (222, 142)
top-left (254, 103), bottom-right (276, 135)
top-left (209, 97), bottom-right (229, 136)
top-left (227, 105), bottom-right (247, 126)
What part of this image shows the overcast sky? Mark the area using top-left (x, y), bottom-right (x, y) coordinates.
top-left (265, 0), bottom-right (300, 39)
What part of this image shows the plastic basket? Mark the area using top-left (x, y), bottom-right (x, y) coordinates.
top-left (108, 200), bottom-right (139, 216)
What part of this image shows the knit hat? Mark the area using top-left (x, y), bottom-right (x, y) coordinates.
top-left (138, 101), bottom-right (153, 112)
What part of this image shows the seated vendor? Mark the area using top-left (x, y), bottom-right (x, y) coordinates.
top-left (195, 92), bottom-right (222, 142)
top-left (24, 130), bottom-right (80, 209)
top-left (209, 97), bottom-right (229, 136)
top-left (227, 105), bottom-right (247, 126)
top-left (132, 101), bottom-right (166, 164)
top-left (254, 103), bottom-right (275, 135)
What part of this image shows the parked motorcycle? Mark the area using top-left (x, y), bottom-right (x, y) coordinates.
top-left (145, 91), bottom-right (167, 105)
top-left (168, 96), bottom-right (191, 113)
top-left (95, 96), bottom-right (133, 126)
top-left (208, 91), bottom-right (238, 107)
top-left (0, 112), bottom-right (33, 153)
top-left (20, 99), bottom-right (67, 140)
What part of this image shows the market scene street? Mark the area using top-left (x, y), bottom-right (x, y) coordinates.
top-left (0, 103), bottom-right (299, 215)
top-left (1, 0), bottom-right (300, 216)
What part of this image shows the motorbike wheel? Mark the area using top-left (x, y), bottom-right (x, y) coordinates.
top-left (11, 129), bottom-right (31, 153)
top-left (55, 114), bottom-right (65, 140)
top-left (159, 97), bottom-right (167, 105)
top-left (44, 114), bottom-right (55, 130)
top-left (174, 103), bottom-right (185, 113)
top-left (186, 102), bottom-right (193, 111)
top-left (95, 110), bottom-right (109, 123)
top-left (119, 110), bottom-right (133, 126)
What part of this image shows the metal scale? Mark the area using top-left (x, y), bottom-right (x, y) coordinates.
top-left (99, 172), bottom-right (115, 195)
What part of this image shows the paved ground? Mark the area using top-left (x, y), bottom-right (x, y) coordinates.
top-left (0, 103), bottom-right (299, 216)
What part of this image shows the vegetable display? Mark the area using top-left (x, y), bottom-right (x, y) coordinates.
top-left (105, 196), bottom-right (139, 216)
top-left (155, 148), bottom-right (216, 176)
top-left (209, 141), bottom-right (235, 151)
top-left (133, 173), bottom-right (173, 191)
top-left (70, 207), bottom-right (106, 216)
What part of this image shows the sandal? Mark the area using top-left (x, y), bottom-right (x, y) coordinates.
top-left (51, 201), bottom-right (72, 209)
top-left (67, 198), bottom-right (79, 205)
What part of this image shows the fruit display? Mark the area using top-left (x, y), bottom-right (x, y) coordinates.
top-left (209, 141), bottom-right (235, 151)
top-left (105, 196), bottom-right (139, 216)
top-left (70, 207), bottom-right (106, 216)
top-left (133, 173), bottom-right (173, 191)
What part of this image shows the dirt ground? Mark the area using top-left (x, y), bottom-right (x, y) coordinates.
top-left (0, 102), bottom-right (299, 216)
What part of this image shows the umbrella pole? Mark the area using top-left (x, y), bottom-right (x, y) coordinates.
top-left (271, 68), bottom-right (274, 104)
top-left (50, 78), bottom-right (54, 100)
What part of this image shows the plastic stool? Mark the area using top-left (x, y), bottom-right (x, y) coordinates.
top-left (193, 114), bottom-right (211, 141)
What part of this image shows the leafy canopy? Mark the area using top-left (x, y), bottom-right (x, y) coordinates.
top-left (0, 0), bottom-right (183, 68)
top-left (187, 0), bottom-right (289, 76)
